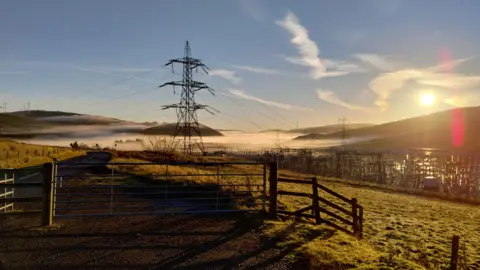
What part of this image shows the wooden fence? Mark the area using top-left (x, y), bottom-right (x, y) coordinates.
top-left (0, 163), bottom-right (54, 226)
top-left (268, 162), bottom-right (364, 238)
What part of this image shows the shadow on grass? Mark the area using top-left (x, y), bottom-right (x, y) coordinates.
top-left (0, 213), bottom-right (335, 269)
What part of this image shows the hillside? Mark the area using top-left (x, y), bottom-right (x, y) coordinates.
top-left (7, 110), bottom-right (81, 118)
top-left (37, 115), bottom-right (125, 125)
top-left (289, 123), bottom-right (373, 134)
top-left (297, 106), bottom-right (480, 151)
top-left (1, 110), bottom-right (137, 129)
top-left (342, 124), bottom-right (480, 152)
top-left (261, 123), bottom-right (373, 134)
top-left (0, 113), bottom-right (48, 129)
top-left (142, 123), bottom-right (223, 136)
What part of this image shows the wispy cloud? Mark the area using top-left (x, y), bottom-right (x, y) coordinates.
top-left (354, 53), bottom-right (400, 71)
top-left (0, 71), bottom-right (28, 75)
top-left (15, 60), bottom-right (154, 74)
top-left (239, 0), bottom-right (269, 22)
top-left (209, 69), bottom-right (242, 85)
top-left (228, 89), bottom-right (313, 111)
top-left (232, 65), bottom-right (282, 75)
top-left (444, 91), bottom-right (480, 107)
top-left (323, 59), bottom-right (367, 74)
top-left (371, 0), bottom-right (402, 15)
top-left (368, 56), bottom-right (480, 110)
top-left (425, 55), bottom-right (478, 72)
top-left (70, 66), bottom-right (159, 83)
top-left (276, 11), bottom-right (363, 79)
top-left (86, 66), bottom-right (153, 73)
top-left (316, 89), bottom-right (371, 111)
top-left (276, 11), bottom-right (325, 79)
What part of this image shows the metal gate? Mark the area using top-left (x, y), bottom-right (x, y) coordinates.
top-left (1, 172), bottom-right (15, 213)
top-left (52, 160), bottom-right (267, 218)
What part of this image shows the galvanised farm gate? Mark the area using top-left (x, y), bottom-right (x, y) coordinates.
top-left (51, 160), bottom-right (267, 218)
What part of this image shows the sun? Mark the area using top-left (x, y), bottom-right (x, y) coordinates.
top-left (419, 93), bottom-right (436, 106)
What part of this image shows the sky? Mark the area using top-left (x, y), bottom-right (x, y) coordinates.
top-left (2, 0), bottom-right (480, 132)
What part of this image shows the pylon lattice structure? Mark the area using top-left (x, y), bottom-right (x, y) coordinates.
top-left (160, 41), bottom-right (217, 154)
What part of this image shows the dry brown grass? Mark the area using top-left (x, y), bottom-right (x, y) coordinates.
top-left (0, 139), bottom-right (86, 168)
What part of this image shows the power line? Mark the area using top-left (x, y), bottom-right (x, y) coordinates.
top-left (33, 64), bottom-right (167, 110)
top-left (217, 92), bottom-right (265, 131)
top-left (214, 77), bottom-right (298, 130)
top-left (219, 91), bottom-right (295, 130)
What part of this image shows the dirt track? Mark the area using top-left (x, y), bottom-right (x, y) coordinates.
top-left (1, 153), bottom-right (304, 269)
top-left (1, 213), bottom-right (307, 269)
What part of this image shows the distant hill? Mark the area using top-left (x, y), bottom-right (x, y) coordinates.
top-left (142, 123), bottom-right (223, 136)
top-left (3, 110), bottom-right (130, 127)
top-left (37, 115), bottom-right (125, 125)
top-left (262, 123), bottom-right (373, 135)
top-left (298, 106), bottom-right (480, 151)
top-left (7, 110), bottom-right (81, 118)
top-left (289, 124), bottom-right (373, 134)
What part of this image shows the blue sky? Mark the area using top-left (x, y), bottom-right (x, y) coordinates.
top-left (2, 0), bottom-right (480, 131)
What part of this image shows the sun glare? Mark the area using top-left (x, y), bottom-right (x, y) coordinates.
top-left (419, 93), bottom-right (436, 106)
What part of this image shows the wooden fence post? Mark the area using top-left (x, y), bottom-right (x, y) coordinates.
top-left (41, 162), bottom-right (54, 226)
top-left (311, 177), bottom-right (321, 224)
top-left (352, 198), bottom-right (359, 237)
top-left (268, 161), bottom-right (278, 219)
top-left (450, 235), bottom-right (460, 270)
top-left (358, 205), bottom-right (364, 239)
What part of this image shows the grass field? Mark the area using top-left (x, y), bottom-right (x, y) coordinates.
top-left (110, 155), bottom-right (480, 269)
top-left (275, 174), bottom-right (479, 269)
top-left (0, 139), bottom-right (86, 168)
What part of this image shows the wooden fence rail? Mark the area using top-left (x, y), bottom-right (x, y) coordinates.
top-left (268, 162), bottom-right (364, 238)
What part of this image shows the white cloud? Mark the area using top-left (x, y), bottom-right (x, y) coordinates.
top-left (228, 89), bottom-right (313, 111)
top-left (276, 10), bottom-right (325, 79)
top-left (232, 65), bottom-right (282, 75)
top-left (323, 59), bottom-right (367, 74)
top-left (316, 89), bottom-right (371, 111)
top-left (443, 92), bottom-right (480, 107)
top-left (425, 55), bottom-right (478, 72)
top-left (368, 56), bottom-right (480, 110)
top-left (209, 69), bottom-right (242, 85)
top-left (276, 11), bottom-right (363, 79)
top-left (354, 54), bottom-right (399, 71)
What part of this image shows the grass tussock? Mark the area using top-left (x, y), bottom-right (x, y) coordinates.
top-left (0, 139), bottom-right (86, 168)
top-left (262, 220), bottom-right (424, 269)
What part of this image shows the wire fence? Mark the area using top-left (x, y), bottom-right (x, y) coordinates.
top-left (225, 148), bottom-right (480, 199)
top-left (52, 161), bottom-right (267, 218)
top-left (0, 147), bottom-right (72, 161)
